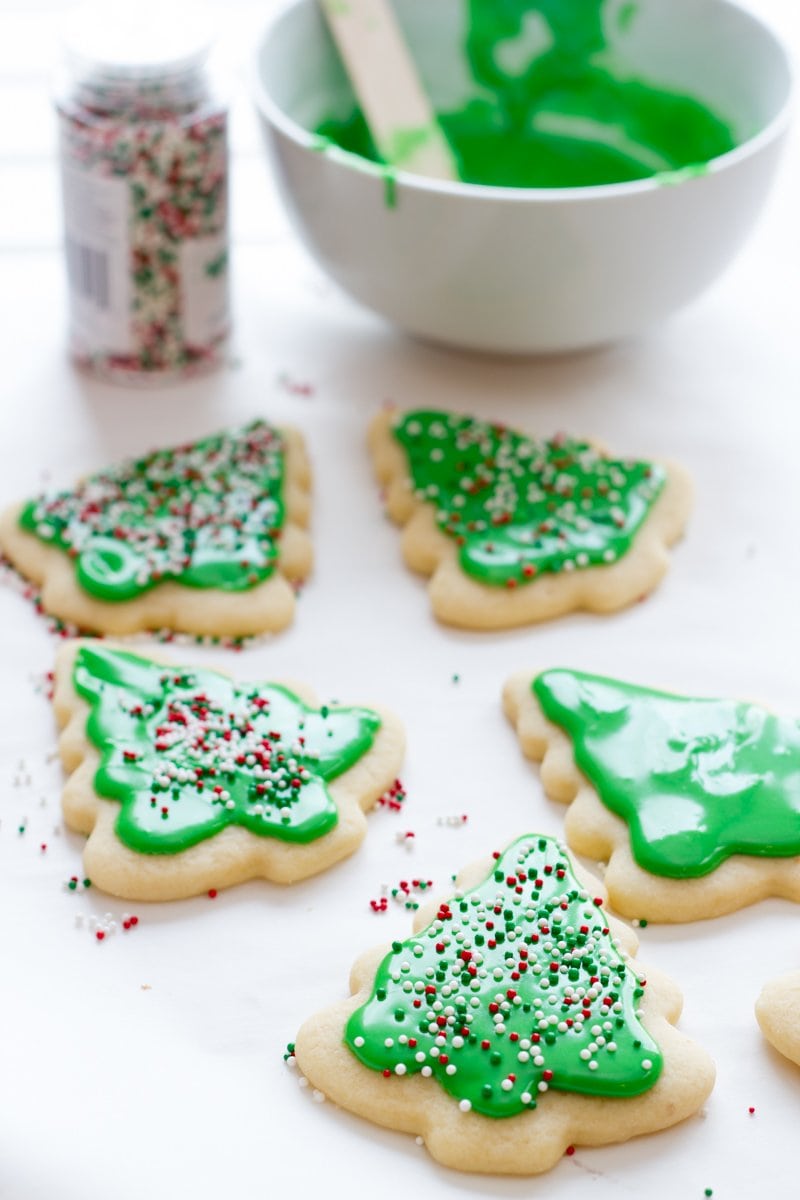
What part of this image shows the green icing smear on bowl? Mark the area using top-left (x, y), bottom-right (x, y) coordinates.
top-left (316, 0), bottom-right (737, 189)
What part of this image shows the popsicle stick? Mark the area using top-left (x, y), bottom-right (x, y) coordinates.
top-left (319, 0), bottom-right (458, 181)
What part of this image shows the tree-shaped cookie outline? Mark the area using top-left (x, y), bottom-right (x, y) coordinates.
top-left (369, 407), bottom-right (692, 630)
top-left (294, 834), bottom-right (714, 1175)
top-left (0, 421), bottom-right (313, 636)
top-left (54, 641), bottom-right (405, 899)
top-left (504, 668), bottom-right (800, 922)
top-left (756, 971), bottom-right (800, 1067)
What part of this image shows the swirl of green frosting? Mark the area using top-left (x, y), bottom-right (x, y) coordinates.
top-left (534, 669), bottom-right (800, 878)
top-left (316, 0), bottom-right (737, 189)
top-left (20, 421), bottom-right (286, 602)
top-left (73, 645), bottom-right (381, 853)
top-left (346, 834), bottom-right (661, 1117)
top-left (392, 409), bottom-right (664, 587)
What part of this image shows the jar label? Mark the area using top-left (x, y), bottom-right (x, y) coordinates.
top-left (60, 162), bottom-right (134, 357)
top-left (179, 233), bottom-right (230, 350)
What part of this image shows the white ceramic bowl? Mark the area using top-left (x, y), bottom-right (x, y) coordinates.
top-left (254, 0), bottom-right (792, 354)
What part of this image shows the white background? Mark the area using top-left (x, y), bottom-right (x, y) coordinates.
top-left (0, 1), bottom-right (799, 1197)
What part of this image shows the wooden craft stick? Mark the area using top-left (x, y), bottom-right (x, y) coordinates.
top-left (319, 0), bottom-right (459, 180)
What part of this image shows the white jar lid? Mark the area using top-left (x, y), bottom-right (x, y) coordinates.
top-left (60, 0), bottom-right (217, 80)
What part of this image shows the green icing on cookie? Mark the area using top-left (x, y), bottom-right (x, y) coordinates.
top-left (392, 410), bottom-right (664, 587)
top-left (534, 669), bottom-right (800, 878)
top-left (20, 422), bottom-right (286, 601)
top-left (345, 833), bottom-right (661, 1116)
top-left (73, 645), bottom-right (381, 854)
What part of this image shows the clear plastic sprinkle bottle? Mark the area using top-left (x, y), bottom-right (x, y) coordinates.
top-left (56, 2), bottom-right (230, 384)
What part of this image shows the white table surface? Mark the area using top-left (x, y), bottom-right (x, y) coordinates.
top-left (0, 2), bottom-right (799, 1197)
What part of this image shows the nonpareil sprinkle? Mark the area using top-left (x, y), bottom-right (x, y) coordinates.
top-left (378, 779), bottom-right (407, 812)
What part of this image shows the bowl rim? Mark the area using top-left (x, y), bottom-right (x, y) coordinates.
top-left (253, 0), bottom-right (795, 204)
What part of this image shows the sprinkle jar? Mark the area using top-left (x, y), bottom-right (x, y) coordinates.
top-left (56, 3), bottom-right (230, 384)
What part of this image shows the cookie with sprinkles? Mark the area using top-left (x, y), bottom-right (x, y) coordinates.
top-left (504, 668), bottom-right (800, 922)
top-left (53, 641), bottom-right (405, 900)
top-left (0, 420), bottom-right (312, 636)
top-left (756, 972), bottom-right (800, 1067)
top-left (293, 833), bottom-right (714, 1175)
top-left (369, 407), bottom-right (691, 629)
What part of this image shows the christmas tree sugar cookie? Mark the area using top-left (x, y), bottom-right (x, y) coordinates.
top-left (0, 420), bottom-right (312, 636)
top-left (503, 669), bottom-right (800, 922)
top-left (293, 833), bottom-right (714, 1175)
top-left (756, 972), bottom-right (800, 1066)
top-left (53, 641), bottom-right (404, 900)
top-left (369, 407), bottom-right (691, 630)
